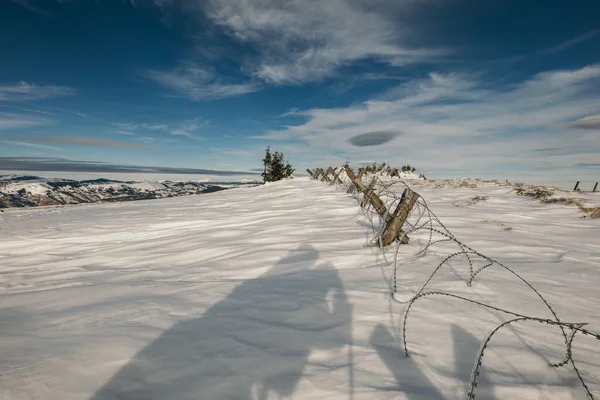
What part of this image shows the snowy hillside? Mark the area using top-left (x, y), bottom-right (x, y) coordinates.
top-left (0, 174), bottom-right (261, 208)
top-left (1, 177), bottom-right (599, 399)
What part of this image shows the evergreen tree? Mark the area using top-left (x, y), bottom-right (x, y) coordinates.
top-left (261, 146), bottom-right (295, 182)
top-left (261, 146), bottom-right (273, 182)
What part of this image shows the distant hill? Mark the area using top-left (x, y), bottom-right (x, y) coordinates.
top-left (0, 175), bottom-right (261, 208)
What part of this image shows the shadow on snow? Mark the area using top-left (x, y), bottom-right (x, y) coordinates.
top-left (91, 244), bottom-right (353, 400)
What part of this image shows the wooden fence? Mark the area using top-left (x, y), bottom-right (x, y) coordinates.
top-left (307, 165), bottom-right (419, 247)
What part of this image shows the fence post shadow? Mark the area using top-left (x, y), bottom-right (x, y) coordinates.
top-left (451, 325), bottom-right (496, 400)
top-left (369, 323), bottom-right (445, 399)
top-left (90, 244), bottom-right (353, 400)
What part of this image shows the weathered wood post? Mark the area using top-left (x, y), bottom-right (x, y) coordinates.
top-left (330, 167), bottom-right (344, 186)
top-left (344, 166), bottom-right (388, 220)
top-left (574, 181), bottom-right (580, 191)
top-left (306, 169), bottom-right (315, 179)
top-left (361, 178), bottom-right (378, 208)
top-left (381, 189), bottom-right (420, 246)
top-left (593, 182), bottom-right (598, 192)
top-left (320, 168), bottom-right (330, 182)
top-left (347, 168), bottom-right (365, 194)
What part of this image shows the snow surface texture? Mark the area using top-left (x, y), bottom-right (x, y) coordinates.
top-left (1, 176), bottom-right (599, 399)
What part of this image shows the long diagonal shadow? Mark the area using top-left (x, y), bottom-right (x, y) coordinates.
top-left (452, 325), bottom-right (495, 400)
top-left (91, 245), bottom-right (353, 400)
top-left (369, 324), bottom-right (445, 399)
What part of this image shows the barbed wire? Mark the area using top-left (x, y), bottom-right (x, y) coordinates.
top-left (314, 166), bottom-right (599, 400)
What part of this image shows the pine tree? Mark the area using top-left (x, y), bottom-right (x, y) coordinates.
top-left (261, 146), bottom-right (273, 182)
top-left (261, 146), bottom-right (295, 182)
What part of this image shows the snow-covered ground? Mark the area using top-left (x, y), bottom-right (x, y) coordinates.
top-left (1, 177), bottom-right (599, 399)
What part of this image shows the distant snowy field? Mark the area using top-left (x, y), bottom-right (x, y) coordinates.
top-left (1, 177), bottom-right (599, 399)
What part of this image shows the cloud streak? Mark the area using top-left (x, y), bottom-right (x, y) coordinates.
top-left (153, 0), bottom-right (447, 84)
top-left (0, 156), bottom-right (260, 176)
top-left (22, 136), bottom-right (154, 148)
top-left (0, 112), bottom-right (53, 130)
top-left (568, 114), bottom-right (600, 130)
top-left (258, 64), bottom-right (600, 177)
top-left (144, 62), bottom-right (260, 100)
top-left (542, 29), bottom-right (600, 54)
top-left (0, 81), bottom-right (76, 101)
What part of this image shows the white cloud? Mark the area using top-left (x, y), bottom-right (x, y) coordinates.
top-left (542, 29), bottom-right (600, 54)
top-left (0, 81), bottom-right (76, 101)
top-left (3, 140), bottom-right (63, 151)
top-left (0, 112), bottom-right (53, 130)
top-left (57, 108), bottom-right (89, 118)
top-left (144, 62), bottom-right (261, 100)
top-left (254, 65), bottom-right (600, 178)
top-left (143, 124), bottom-right (169, 130)
top-left (111, 122), bottom-right (140, 130)
top-left (147, 0), bottom-right (447, 84)
top-left (199, 0), bottom-right (447, 84)
top-left (110, 118), bottom-right (207, 139)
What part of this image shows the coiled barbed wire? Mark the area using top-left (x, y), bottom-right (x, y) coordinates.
top-left (314, 167), bottom-right (599, 399)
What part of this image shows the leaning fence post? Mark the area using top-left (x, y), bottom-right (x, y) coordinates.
top-left (322, 167), bottom-right (334, 183)
top-left (330, 167), bottom-right (344, 186)
top-left (362, 178), bottom-right (378, 208)
top-left (593, 182), bottom-right (598, 192)
top-left (381, 189), bottom-right (419, 246)
top-left (306, 168), bottom-right (315, 179)
top-left (347, 168), bottom-right (365, 194)
top-left (344, 166), bottom-right (388, 220)
top-left (574, 181), bottom-right (580, 191)
top-left (320, 168), bottom-right (330, 182)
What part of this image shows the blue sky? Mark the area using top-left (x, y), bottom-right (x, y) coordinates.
top-left (1, 0), bottom-right (599, 184)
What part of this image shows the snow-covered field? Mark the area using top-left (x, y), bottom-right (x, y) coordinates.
top-left (1, 177), bottom-right (599, 399)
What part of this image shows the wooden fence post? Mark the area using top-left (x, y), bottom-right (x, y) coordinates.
top-left (593, 182), bottom-right (598, 192)
top-left (347, 168), bottom-right (365, 194)
top-left (330, 167), bottom-right (344, 186)
top-left (574, 181), bottom-right (580, 191)
top-left (306, 168), bottom-right (315, 179)
top-left (361, 178), bottom-right (378, 208)
top-left (320, 168), bottom-right (330, 182)
top-left (344, 166), bottom-right (387, 220)
top-left (381, 189), bottom-right (419, 246)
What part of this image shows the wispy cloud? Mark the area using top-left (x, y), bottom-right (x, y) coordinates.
top-left (0, 81), bottom-right (76, 101)
top-left (111, 122), bottom-right (140, 131)
top-left (144, 62), bottom-right (261, 100)
top-left (567, 114), bottom-right (600, 130)
top-left (10, 0), bottom-right (43, 13)
top-left (253, 64), bottom-right (600, 176)
top-left (56, 108), bottom-right (89, 118)
top-left (3, 140), bottom-right (63, 151)
top-left (143, 124), bottom-right (169, 130)
top-left (0, 156), bottom-right (260, 176)
top-left (542, 29), bottom-right (600, 54)
top-left (0, 105), bottom-right (55, 115)
top-left (194, 0), bottom-right (448, 84)
top-left (22, 136), bottom-right (154, 148)
top-left (0, 112), bottom-right (53, 130)
top-left (111, 118), bottom-right (208, 139)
